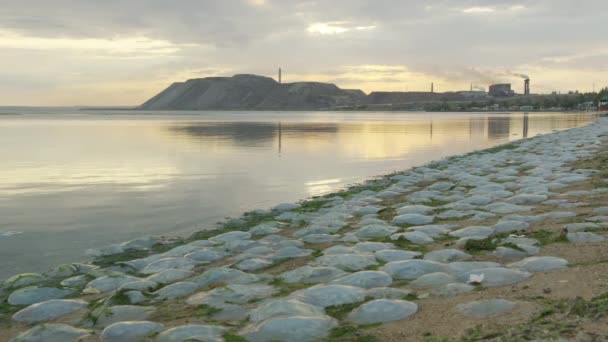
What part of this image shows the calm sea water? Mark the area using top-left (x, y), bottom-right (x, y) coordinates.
top-left (0, 108), bottom-right (598, 279)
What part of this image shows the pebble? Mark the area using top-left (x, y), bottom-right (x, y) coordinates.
top-left (13, 323), bottom-right (92, 342)
top-left (8, 287), bottom-right (75, 306)
top-left (348, 299), bottom-right (417, 324)
top-left (508, 256), bottom-right (568, 272)
top-left (294, 285), bottom-right (366, 308)
top-left (316, 253), bottom-right (378, 271)
top-left (248, 299), bottom-right (325, 323)
top-left (280, 266), bottom-right (346, 284)
top-left (156, 324), bottom-right (226, 342)
top-left (154, 282), bottom-right (199, 300)
top-left (381, 260), bottom-right (448, 280)
top-left (424, 249), bottom-right (472, 263)
top-left (331, 271), bottom-right (393, 289)
top-left (375, 249), bottom-right (421, 262)
top-left (100, 321), bottom-right (164, 342)
top-left (12, 299), bottom-right (88, 323)
top-left (241, 315), bottom-right (337, 342)
top-left (393, 213), bottom-right (435, 225)
top-left (567, 232), bottom-right (605, 242)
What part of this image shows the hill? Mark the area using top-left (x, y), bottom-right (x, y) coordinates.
top-left (139, 74), bottom-right (366, 110)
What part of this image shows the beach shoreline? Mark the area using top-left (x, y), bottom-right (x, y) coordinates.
top-left (2, 117), bottom-right (608, 341)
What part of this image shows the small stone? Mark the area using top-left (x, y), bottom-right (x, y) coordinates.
top-left (565, 223), bottom-right (599, 232)
top-left (508, 257), bottom-right (568, 272)
top-left (449, 226), bottom-right (493, 238)
top-left (100, 321), bottom-right (164, 342)
top-left (45, 263), bottom-right (99, 279)
top-left (280, 266), bottom-right (346, 284)
top-left (272, 246), bottom-right (313, 260)
top-left (235, 258), bottom-right (273, 271)
top-left (125, 291), bottom-right (146, 304)
top-left (331, 271), bottom-right (393, 289)
top-left (506, 194), bottom-right (547, 205)
top-left (542, 211), bottom-right (577, 219)
top-left (323, 245), bottom-right (357, 255)
top-left (8, 287), bottom-right (75, 306)
top-left (375, 250), bottom-right (421, 262)
top-left (272, 203), bottom-right (301, 212)
top-left (493, 221), bottom-right (530, 233)
top-left (458, 268), bottom-right (531, 287)
top-left (409, 225), bottom-right (454, 238)
top-left (146, 269), bottom-right (194, 285)
top-left (192, 268), bottom-right (260, 288)
top-left (492, 247), bottom-right (528, 259)
top-left (184, 250), bottom-right (225, 263)
top-left (249, 299), bottom-right (325, 323)
top-left (410, 272), bottom-right (457, 289)
top-left (12, 299), bottom-right (87, 323)
top-left (390, 232), bottom-right (434, 245)
top-left (210, 231), bottom-right (252, 244)
top-left (381, 260), bottom-right (448, 280)
top-left (188, 284), bottom-right (276, 306)
top-left (84, 275), bottom-right (141, 294)
top-left (353, 242), bottom-right (395, 253)
top-left (355, 225), bottom-right (399, 239)
top-left (483, 203), bottom-right (532, 214)
top-left (141, 257), bottom-right (197, 274)
top-left (241, 315), bottom-right (337, 342)
top-left (60, 275), bottom-right (90, 289)
top-left (348, 299), bottom-right (417, 324)
top-left (154, 282), bottom-right (199, 300)
top-left (13, 323), bottom-right (92, 342)
top-left (156, 324), bottom-right (226, 342)
top-left (119, 280), bottom-right (158, 292)
top-left (316, 254), bottom-right (378, 271)
top-left (94, 305), bottom-right (156, 328)
top-left (567, 232), bottom-right (605, 242)
top-left (393, 214), bottom-right (435, 225)
top-left (456, 299), bottom-right (515, 318)
top-left (396, 205), bottom-right (434, 215)
top-left (302, 234), bottom-right (340, 244)
top-left (4, 273), bottom-right (47, 289)
top-left (294, 285), bottom-right (366, 308)
top-left (353, 206), bottom-right (384, 216)
top-left (424, 249), bottom-right (472, 263)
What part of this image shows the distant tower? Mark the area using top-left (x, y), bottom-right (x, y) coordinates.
top-left (524, 78), bottom-right (530, 95)
top-left (470, 83), bottom-right (473, 92)
top-left (431, 82), bottom-right (434, 93)
top-left (278, 68), bottom-right (282, 83)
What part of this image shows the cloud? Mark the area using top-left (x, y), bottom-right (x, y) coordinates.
top-left (461, 7), bottom-right (496, 14)
top-left (1, 0), bottom-right (608, 105)
top-left (306, 22), bottom-right (376, 35)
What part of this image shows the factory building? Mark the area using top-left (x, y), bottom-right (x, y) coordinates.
top-left (489, 83), bottom-right (514, 97)
top-left (600, 96), bottom-right (608, 112)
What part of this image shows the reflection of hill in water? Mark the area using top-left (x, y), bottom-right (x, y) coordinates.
top-left (168, 114), bottom-right (596, 150)
top-left (169, 122), bottom-right (339, 146)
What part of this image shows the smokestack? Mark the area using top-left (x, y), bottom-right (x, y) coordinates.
top-left (278, 68), bottom-right (282, 83)
top-left (470, 83), bottom-right (473, 92)
top-left (431, 82), bottom-right (434, 93)
top-left (524, 78), bottom-right (530, 95)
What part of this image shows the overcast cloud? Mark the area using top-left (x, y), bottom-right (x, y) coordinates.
top-left (0, 0), bottom-right (606, 105)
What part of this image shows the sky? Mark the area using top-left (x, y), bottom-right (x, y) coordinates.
top-left (0, 0), bottom-right (607, 106)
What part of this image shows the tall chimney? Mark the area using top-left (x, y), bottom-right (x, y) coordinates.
top-left (431, 82), bottom-right (434, 93)
top-left (524, 78), bottom-right (530, 95)
top-left (278, 68), bottom-right (282, 83)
